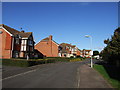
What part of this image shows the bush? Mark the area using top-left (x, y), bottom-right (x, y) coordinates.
top-left (76, 55), bottom-right (80, 58)
top-left (70, 58), bottom-right (82, 62)
top-left (2, 58), bottom-right (58, 67)
top-left (101, 27), bottom-right (120, 67)
top-left (2, 59), bottom-right (29, 67)
top-left (70, 56), bottom-right (74, 58)
top-left (2, 57), bottom-right (84, 67)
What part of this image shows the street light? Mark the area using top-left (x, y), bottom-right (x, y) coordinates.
top-left (85, 35), bottom-right (93, 68)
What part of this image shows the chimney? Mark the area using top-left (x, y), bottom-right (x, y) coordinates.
top-left (49, 35), bottom-right (52, 41)
top-left (21, 30), bottom-right (25, 33)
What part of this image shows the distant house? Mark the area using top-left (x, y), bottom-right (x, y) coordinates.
top-left (59, 43), bottom-right (80, 58)
top-left (76, 49), bottom-right (81, 57)
top-left (81, 49), bottom-right (92, 58)
top-left (35, 35), bottom-right (60, 57)
top-left (0, 24), bottom-right (35, 59)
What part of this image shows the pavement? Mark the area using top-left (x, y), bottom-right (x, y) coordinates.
top-left (79, 64), bottom-right (112, 88)
top-left (2, 59), bottom-right (113, 88)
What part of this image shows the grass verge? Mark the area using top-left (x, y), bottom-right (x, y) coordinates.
top-left (94, 64), bottom-right (120, 89)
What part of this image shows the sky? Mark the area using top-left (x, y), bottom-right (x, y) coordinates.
top-left (2, 2), bottom-right (118, 52)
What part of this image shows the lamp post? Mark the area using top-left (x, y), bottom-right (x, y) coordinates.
top-left (85, 35), bottom-right (93, 68)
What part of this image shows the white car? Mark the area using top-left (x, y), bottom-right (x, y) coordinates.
top-left (94, 55), bottom-right (99, 60)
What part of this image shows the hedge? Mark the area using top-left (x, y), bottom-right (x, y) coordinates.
top-left (2, 59), bottom-right (29, 67)
top-left (2, 57), bottom-right (84, 67)
top-left (2, 59), bottom-right (56, 67)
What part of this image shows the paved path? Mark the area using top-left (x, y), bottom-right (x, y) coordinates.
top-left (2, 59), bottom-right (112, 88)
top-left (79, 64), bottom-right (112, 88)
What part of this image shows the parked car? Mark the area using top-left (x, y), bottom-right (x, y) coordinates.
top-left (94, 55), bottom-right (100, 60)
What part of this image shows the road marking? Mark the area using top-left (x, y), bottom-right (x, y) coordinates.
top-left (77, 67), bottom-right (80, 88)
top-left (1, 69), bottom-right (37, 81)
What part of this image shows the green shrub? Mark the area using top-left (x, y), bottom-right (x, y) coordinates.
top-left (2, 58), bottom-right (57, 67)
top-left (2, 57), bottom-right (84, 67)
top-left (2, 59), bottom-right (29, 67)
top-left (70, 56), bottom-right (74, 58)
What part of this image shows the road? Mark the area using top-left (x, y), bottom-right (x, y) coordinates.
top-left (2, 59), bottom-right (111, 88)
top-left (3, 62), bottom-right (82, 88)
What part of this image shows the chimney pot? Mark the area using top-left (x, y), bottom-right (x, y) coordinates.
top-left (49, 35), bottom-right (52, 40)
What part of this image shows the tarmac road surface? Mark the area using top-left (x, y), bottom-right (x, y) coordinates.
top-left (2, 59), bottom-right (112, 88)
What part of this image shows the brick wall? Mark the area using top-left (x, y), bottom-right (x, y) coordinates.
top-left (35, 36), bottom-right (59, 57)
top-left (0, 28), bottom-right (12, 59)
top-left (35, 41), bottom-right (59, 57)
top-left (77, 50), bottom-right (81, 56)
top-left (51, 41), bottom-right (59, 57)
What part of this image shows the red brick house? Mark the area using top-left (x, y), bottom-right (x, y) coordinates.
top-left (35, 35), bottom-right (60, 57)
top-left (59, 43), bottom-right (81, 57)
top-left (76, 49), bottom-right (81, 57)
top-left (0, 24), bottom-right (35, 59)
top-left (81, 49), bottom-right (92, 58)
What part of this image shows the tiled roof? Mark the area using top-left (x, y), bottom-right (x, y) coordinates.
top-left (59, 43), bottom-right (70, 53)
top-left (78, 49), bottom-right (81, 51)
top-left (59, 45), bottom-right (69, 53)
top-left (71, 45), bottom-right (76, 48)
top-left (0, 24), bottom-right (32, 38)
top-left (60, 43), bottom-right (76, 48)
top-left (82, 49), bottom-right (91, 51)
top-left (41, 36), bottom-right (59, 45)
top-left (0, 24), bottom-right (20, 35)
top-left (41, 37), bottom-right (49, 41)
top-left (18, 32), bottom-right (32, 38)
top-left (52, 40), bottom-right (59, 45)
top-left (59, 43), bottom-right (79, 53)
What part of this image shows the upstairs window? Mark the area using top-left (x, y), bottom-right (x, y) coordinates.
top-left (15, 38), bottom-right (19, 44)
top-left (28, 40), bottom-right (33, 46)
